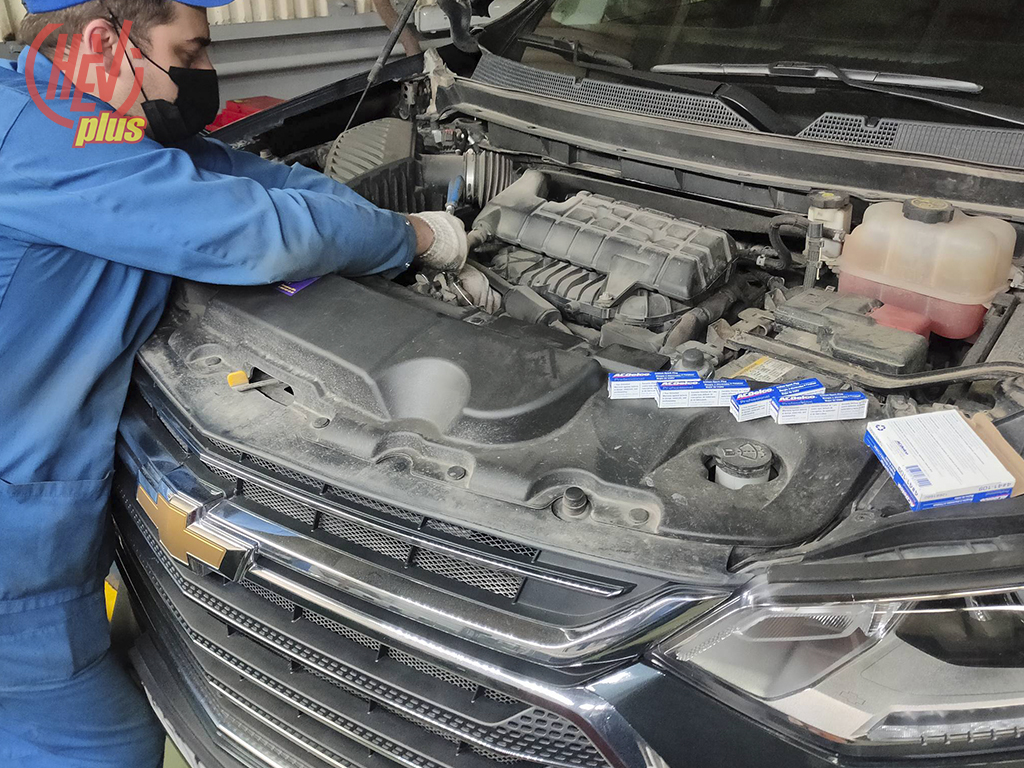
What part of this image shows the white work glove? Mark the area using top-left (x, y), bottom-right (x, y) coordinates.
top-left (455, 264), bottom-right (502, 313)
top-left (413, 211), bottom-right (469, 272)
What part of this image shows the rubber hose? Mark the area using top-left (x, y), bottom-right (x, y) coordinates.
top-left (765, 214), bottom-right (812, 272)
top-left (664, 279), bottom-right (745, 349)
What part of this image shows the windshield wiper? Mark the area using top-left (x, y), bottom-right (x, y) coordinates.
top-left (516, 33), bottom-right (635, 69)
top-left (653, 60), bottom-right (1024, 130)
top-left (511, 34), bottom-right (793, 133)
top-left (653, 61), bottom-right (983, 94)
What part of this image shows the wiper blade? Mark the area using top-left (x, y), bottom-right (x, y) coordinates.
top-left (511, 34), bottom-right (793, 134)
top-left (516, 33), bottom-right (634, 69)
top-left (653, 61), bottom-right (983, 94)
top-left (655, 60), bottom-right (1024, 130)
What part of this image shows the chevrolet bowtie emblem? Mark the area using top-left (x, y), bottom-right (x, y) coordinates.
top-left (136, 485), bottom-right (227, 569)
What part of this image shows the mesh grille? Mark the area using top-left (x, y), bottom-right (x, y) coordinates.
top-left (310, 668), bottom-right (605, 768)
top-left (117, 478), bottom-right (610, 768)
top-left (200, 438), bottom-right (535, 561)
top-left (144, 565), bottom-right (445, 768)
top-left (473, 52), bottom-right (755, 132)
top-left (202, 461), bottom-right (238, 483)
top-left (417, 722), bottom-right (519, 765)
top-left (207, 458), bottom-right (534, 598)
top-left (412, 550), bottom-right (523, 600)
top-left (388, 648), bottom-right (477, 693)
top-left (241, 482), bottom-right (317, 526)
top-left (246, 454), bottom-right (321, 489)
top-left (241, 578), bottom-right (517, 706)
top-left (241, 579), bottom-right (297, 614)
top-left (208, 676), bottom-right (375, 768)
top-left (299, 604), bottom-right (382, 652)
top-left (317, 513), bottom-right (412, 562)
top-left (325, 485), bottom-right (423, 525)
top-left (208, 438), bottom-right (243, 457)
top-left (424, 520), bottom-right (538, 559)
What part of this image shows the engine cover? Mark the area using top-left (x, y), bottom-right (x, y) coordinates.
top-left (488, 189), bottom-right (735, 330)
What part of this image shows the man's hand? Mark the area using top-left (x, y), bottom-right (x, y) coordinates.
top-left (408, 212), bottom-right (469, 272)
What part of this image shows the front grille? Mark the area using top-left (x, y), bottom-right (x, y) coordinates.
top-left (239, 578), bottom-right (513, 705)
top-left (198, 453), bottom-right (539, 562)
top-left (410, 549), bottom-right (521, 599)
top-left (200, 458), bottom-right (529, 600)
top-left (115, 477), bottom-right (609, 768)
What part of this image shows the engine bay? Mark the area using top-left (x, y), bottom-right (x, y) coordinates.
top-left (309, 107), bottom-right (1024, 429)
top-left (148, 73), bottom-right (1024, 572)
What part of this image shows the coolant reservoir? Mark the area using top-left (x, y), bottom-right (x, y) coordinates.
top-left (838, 198), bottom-right (1015, 339)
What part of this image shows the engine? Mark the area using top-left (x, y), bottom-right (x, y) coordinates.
top-left (481, 173), bottom-right (735, 332)
top-left (309, 113), bottom-right (1024, 419)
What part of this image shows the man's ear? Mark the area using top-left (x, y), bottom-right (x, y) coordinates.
top-left (80, 17), bottom-right (121, 71)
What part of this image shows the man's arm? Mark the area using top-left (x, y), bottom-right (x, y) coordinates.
top-left (0, 112), bottom-right (422, 285)
top-left (185, 136), bottom-right (374, 201)
top-left (186, 138), bottom-right (440, 262)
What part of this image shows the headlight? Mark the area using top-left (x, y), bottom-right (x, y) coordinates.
top-left (653, 578), bottom-right (1024, 755)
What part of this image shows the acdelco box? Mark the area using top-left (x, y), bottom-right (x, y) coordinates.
top-left (657, 379), bottom-right (749, 409)
top-left (608, 371), bottom-right (700, 400)
top-left (771, 392), bottom-right (868, 424)
top-left (864, 410), bottom-right (1015, 510)
top-left (730, 378), bottom-right (825, 422)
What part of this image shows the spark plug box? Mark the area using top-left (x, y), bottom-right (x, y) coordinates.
top-left (865, 410), bottom-right (1017, 510)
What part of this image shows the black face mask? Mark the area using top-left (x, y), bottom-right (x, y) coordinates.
top-left (140, 65), bottom-right (220, 145)
top-left (108, 13), bottom-right (220, 144)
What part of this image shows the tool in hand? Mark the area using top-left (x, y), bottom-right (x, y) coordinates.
top-left (445, 175), bottom-right (465, 214)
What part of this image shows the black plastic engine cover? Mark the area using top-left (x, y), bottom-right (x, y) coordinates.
top-left (143, 276), bottom-right (877, 567)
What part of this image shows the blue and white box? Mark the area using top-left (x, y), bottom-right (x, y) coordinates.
top-left (608, 371), bottom-right (700, 400)
top-left (864, 410), bottom-right (1016, 510)
top-left (770, 391), bottom-right (868, 424)
top-left (729, 378), bottom-right (825, 422)
top-left (657, 379), bottom-right (750, 409)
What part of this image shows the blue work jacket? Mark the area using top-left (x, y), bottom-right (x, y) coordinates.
top-left (0, 47), bottom-right (416, 688)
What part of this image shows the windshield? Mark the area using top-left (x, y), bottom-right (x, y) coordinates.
top-left (518, 0), bottom-right (1024, 114)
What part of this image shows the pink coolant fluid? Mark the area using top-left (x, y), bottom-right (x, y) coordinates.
top-left (838, 198), bottom-right (1016, 339)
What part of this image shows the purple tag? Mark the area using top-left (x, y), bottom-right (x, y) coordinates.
top-left (276, 277), bottom-right (319, 296)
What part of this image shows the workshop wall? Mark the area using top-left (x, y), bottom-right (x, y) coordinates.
top-left (1, 0), bottom-right (382, 47)
top-left (1, 0), bottom-right (407, 103)
top-left (1, 0), bottom-right (24, 41)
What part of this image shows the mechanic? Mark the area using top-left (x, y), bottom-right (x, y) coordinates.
top-left (0, 0), bottom-right (468, 764)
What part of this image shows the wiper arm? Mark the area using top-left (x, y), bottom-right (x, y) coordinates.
top-left (511, 34), bottom-right (793, 134)
top-left (653, 61), bottom-right (983, 94)
top-left (655, 60), bottom-right (1024, 130)
top-left (516, 33), bottom-right (634, 69)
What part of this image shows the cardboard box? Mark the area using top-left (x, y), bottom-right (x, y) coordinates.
top-left (657, 379), bottom-right (750, 409)
top-left (608, 371), bottom-right (700, 400)
top-left (730, 378), bottom-right (825, 422)
top-left (771, 392), bottom-right (868, 424)
top-left (864, 410), bottom-right (1020, 510)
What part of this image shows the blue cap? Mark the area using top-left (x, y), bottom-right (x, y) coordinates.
top-left (24, 0), bottom-right (233, 13)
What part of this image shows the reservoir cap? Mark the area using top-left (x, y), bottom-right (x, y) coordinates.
top-left (902, 197), bottom-right (955, 224)
top-left (709, 439), bottom-right (773, 489)
top-left (808, 190), bottom-right (850, 210)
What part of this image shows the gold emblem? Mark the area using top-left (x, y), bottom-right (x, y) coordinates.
top-left (136, 485), bottom-right (226, 569)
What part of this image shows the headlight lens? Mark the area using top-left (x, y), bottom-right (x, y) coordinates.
top-left (655, 579), bottom-right (1024, 753)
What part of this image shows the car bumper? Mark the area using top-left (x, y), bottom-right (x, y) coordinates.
top-left (113, 382), bottom-right (1024, 768)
